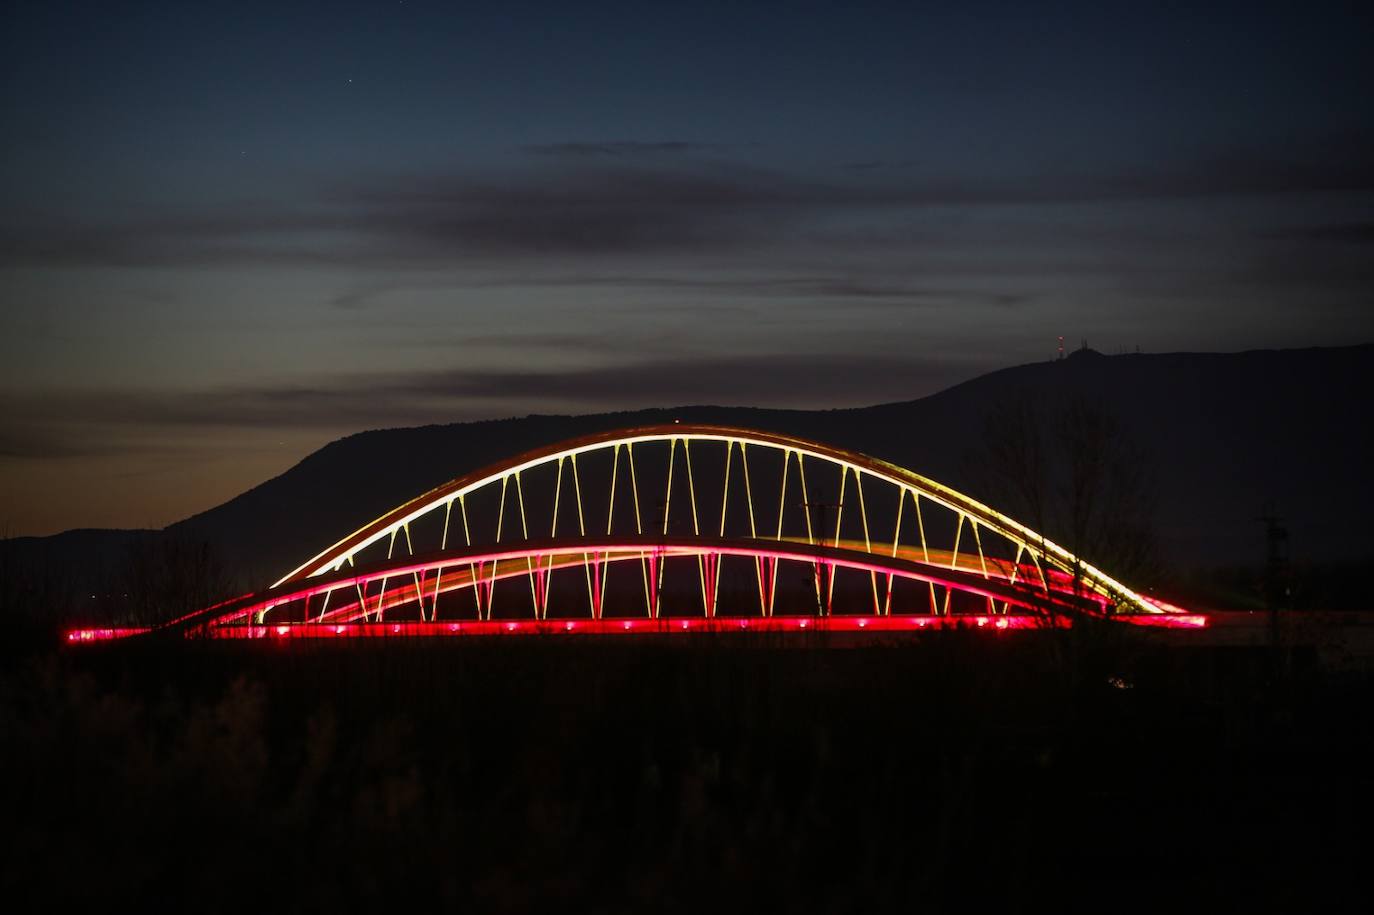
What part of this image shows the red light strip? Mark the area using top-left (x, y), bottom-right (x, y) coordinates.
top-left (204, 612), bottom-right (1205, 639)
top-left (62, 613), bottom-right (1206, 645)
top-left (64, 627), bottom-right (152, 643)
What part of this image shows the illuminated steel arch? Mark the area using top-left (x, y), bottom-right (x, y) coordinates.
top-left (64, 424), bottom-right (1208, 644)
top-left (152, 424), bottom-right (1194, 640)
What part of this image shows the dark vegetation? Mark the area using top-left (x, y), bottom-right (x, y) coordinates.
top-left (3, 635), bottom-right (1370, 912)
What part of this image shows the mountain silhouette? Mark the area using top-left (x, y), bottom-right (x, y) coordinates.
top-left (7, 345), bottom-right (1371, 611)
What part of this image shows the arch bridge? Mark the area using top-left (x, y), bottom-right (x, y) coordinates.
top-left (72, 424), bottom-right (1204, 642)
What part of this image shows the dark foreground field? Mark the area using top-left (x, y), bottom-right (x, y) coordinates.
top-left (3, 632), bottom-right (1370, 913)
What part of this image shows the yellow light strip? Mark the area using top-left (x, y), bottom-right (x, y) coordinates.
top-left (275, 426), bottom-right (1160, 616)
top-left (886, 486), bottom-right (905, 616)
top-left (628, 443), bottom-right (651, 615)
top-left (829, 466), bottom-right (846, 610)
top-left (854, 470), bottom-right (879, 614)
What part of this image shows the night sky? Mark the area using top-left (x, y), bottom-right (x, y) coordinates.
top-left (3, 0), bottom-right (1372, 535)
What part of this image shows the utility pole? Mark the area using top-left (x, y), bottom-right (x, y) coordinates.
top-left (1258, 502), bottom-right (1290, 660)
